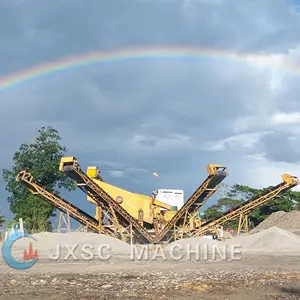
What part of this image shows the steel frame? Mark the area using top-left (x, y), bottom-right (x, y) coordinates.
top-left (153, 166), bottom-right (228, 243)
top-left (16, 170), bottom-right (115, 237)
top-left (192, 174), bottom-right (299, 237)
top-left (16, 167), bottom-right (299, 246)
top-left (60, 157), bottom-right (154, 243)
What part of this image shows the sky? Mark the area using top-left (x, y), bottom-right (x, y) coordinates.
top-left (1, 0), bottom-right (300, 229)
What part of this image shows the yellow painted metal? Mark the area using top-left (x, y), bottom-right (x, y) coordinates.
top-left (206, 164), bottom-right (228, 176)
top-left (87, 166), bottom-right (104, 181)
top-left (164, 211), bottom-right (177, 221)
top-left (193, 173), bottom-right (299, 237)
top-left (57, 211), bottom-right (71, 233)
top-left (282, 173), bottom-right (296, 185)
top-left (86, 165), bottom-right (171, 225)
top-left (95, 205), bottom-right (103, 222)
top-left (87, 177), bottom-right (166, 224)
top-left (16, 170), bottom-right (113, 236)
top-left (153, 165), bottom-right (228, 243)
top-left (59, 156), bottom-right (74, 171)
top-left (61, 157), bottom-right (154, 243)
top-left (87, 166), bottom-right (99, 178)
top-left (237, 213), bottom-right (249, 236)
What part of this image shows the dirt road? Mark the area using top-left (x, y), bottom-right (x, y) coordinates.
top-left (1, 256), bottom-right (300, 299)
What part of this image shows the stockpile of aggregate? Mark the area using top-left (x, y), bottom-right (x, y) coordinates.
top-left (165, 236), bottom-right (230, 260)
top-left (168, 236), bottom-right (220, 247)
top-left (250, 211), bottom-right (286, 234)
top-left (251, 210), bottom-right (300, 234)
top-left (167, 226), bottom-right (300, 258)
top-left (165, 226), bottom-right (300, 258)
top-left (276, 210), bottom-right (300, 231)
top-left (0, 232), bottom-right (132, 261)
top-left (228, 226), bottom-right (300, 255)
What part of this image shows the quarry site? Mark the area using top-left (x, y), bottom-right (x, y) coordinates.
top-left (1, 210), bottom-right (300, 299)
top-left (4, 1), bottom-right (300, 299)
top-left (1, 159), bottom-right (300, 300)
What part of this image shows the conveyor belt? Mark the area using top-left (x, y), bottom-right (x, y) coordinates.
top-left (16, 170), bottom-right (114, 236)
top-left (60, 157), bottom-right (154, 244)
top-left (153, 165), bottom-right (228, 243)
top-left (193, 173), bottom-right (299, 236)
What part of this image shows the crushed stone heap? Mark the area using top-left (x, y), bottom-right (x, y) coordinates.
top-left (250, 211), bottom-right (286, 234)
top-left (251, 210), bottom-right (300, 234)
top-left (229, 226), bottom-right (300, 254)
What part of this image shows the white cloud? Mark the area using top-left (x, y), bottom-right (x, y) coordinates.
top-left (240, 159), bottom-right (300, 191)
top-left (241, 153), bottom-right (266, 161)
top-left (2, 0), bottom-right (300, 221)
top-left (270, 111), bottom-right (300, 125)
top-left (125, 167), bottom-right (148, 173)
top-left (108, 170), bottom-right (124, 178)
top-left (243, 52), bottom-right (285, 70)
top-left (201, 131), bottom-right (271, 152)
top-left (231, 116), bottom-right (269, 134)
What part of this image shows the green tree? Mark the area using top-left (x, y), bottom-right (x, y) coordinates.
top-left (204, 197), bottom-right (244, 230)
top-left (250, 189), bottom-right (300, 225)
top-left (2, 126), bottom-right (75, 233)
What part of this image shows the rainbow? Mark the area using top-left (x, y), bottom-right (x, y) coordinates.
top-left (0, 46), bottom-right (292, 91)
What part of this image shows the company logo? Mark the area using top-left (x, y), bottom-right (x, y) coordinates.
top-left (2, 230), bottom-right (38, 270)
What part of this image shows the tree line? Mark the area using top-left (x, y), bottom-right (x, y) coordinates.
top-left (1, 126), bottom-right (300, 233)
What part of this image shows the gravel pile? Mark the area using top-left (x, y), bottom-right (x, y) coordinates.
top-left (2, 222), bottom-right (300, 264)
top-left (168, 225), bottom-right (300, 257)
top-left (251, 210), bottom-right (300, 234)
top-left (0, 232), bottom-right (132, 261)
top-left (165, 226), bottom-right (300, 257)
top-left (167, 236), bottom-right (219, 248)
top-left (276, 210), bottom-right (300, 230)
top-left (251, 211), bottom-right (286, 233)
top-left (228, 226), bottom-right (300, 255)
top-left (165, 236), bottom-right (228, 260)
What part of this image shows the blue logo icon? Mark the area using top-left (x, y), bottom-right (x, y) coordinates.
top-left (2, 227), bottom-right (38, 270)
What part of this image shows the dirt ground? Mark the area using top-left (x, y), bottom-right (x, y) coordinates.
top-left (1, 256), bottom-right (300, 299)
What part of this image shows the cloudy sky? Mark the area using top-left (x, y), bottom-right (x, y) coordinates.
top-left (1, 0), bottom-right (300, 227)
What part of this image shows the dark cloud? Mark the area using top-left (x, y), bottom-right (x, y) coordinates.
top-left (1, 0), bottom-right (300, 74)
top-left (1, 0), bottom-right (300, 223)
top-left (259, 130), bottom-right (300, 163)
